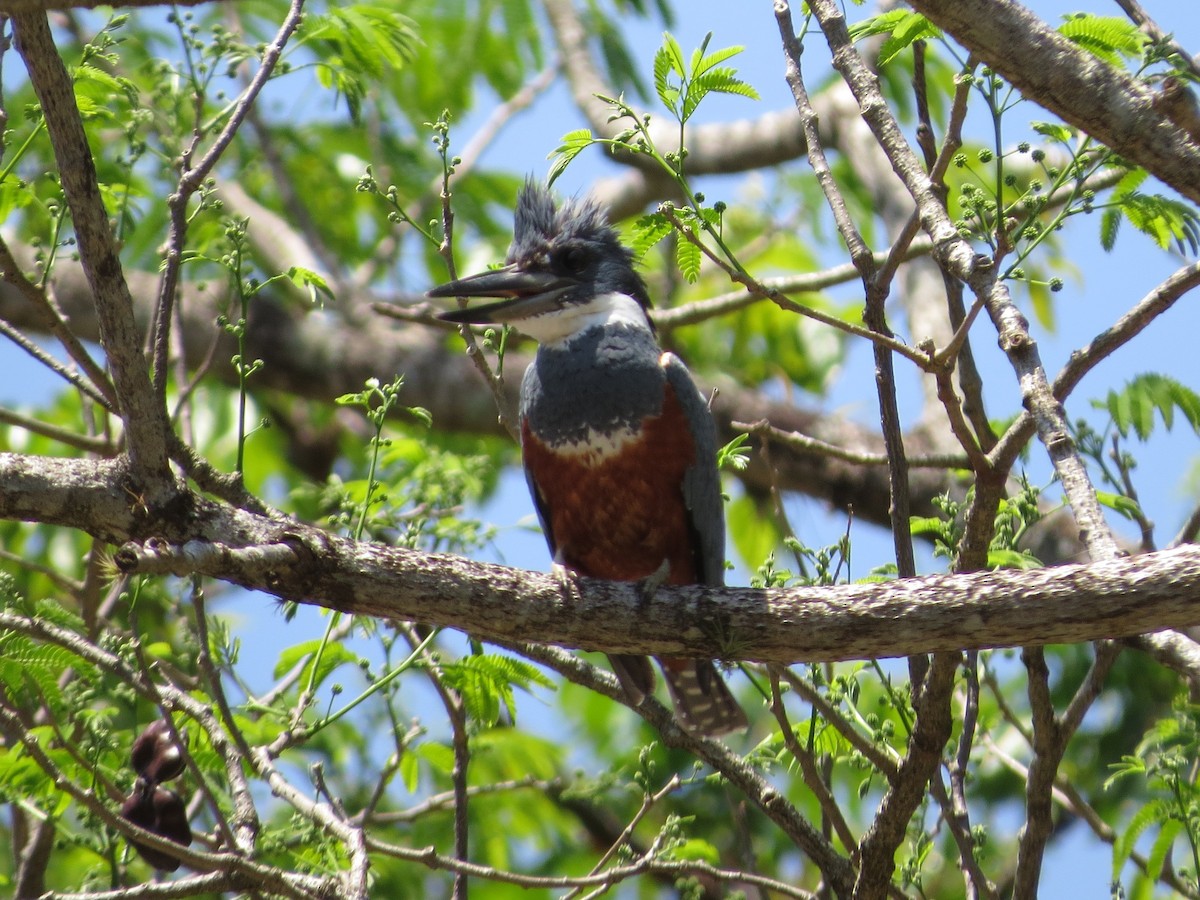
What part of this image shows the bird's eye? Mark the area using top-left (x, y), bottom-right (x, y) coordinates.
top-left (559, 246), bottom-right (589, 274)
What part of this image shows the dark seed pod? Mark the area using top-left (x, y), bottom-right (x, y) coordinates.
top-left (151, 787), bottom-right (193, 849)
top-left (118, 782), bottom-right (191, 871)
top-left (130, 719), bottom-right (185, 784)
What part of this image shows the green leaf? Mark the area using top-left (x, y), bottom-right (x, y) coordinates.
top-left (1097, 374), bottom-right (1200, 440)
top-left (273, 638), bottom-right (359, 690)
top-left (909, 516), bottom-right (946, 536)
top-left (660, 32), bottom-right (687, 80)
top-left (683, 67), bottom-right (760, 121)
top-left (416, 741), bottom-right (456, 775)
top-left (1099, 207), bottom-right (1120, 251)
top-left (1058, 14), bottom-right (1147, 66)
top-left (548, 129), bottom-right (594, 186)
top-left (299, 4), bottom-right (420, 120)
top-left (691, 43), bottom-right (745, 78)
top-left (1027, 278), bottom-right (1055, 332)
top-left (877, 13), bottom-right (940, 67)
top-left (1145, 816), bottom-right (1183, 890)
top-left (399, 750), bottom-right (420, 793)
top-left (727, 493), bottom-right (782, 570)
top-left (716, 433), bottom-right (750, 472)
top-left (1111, 192), bottom-right (1200, 255)
top-left (848, 9), bottom-right (911, 43)
top-left (675, 234), bottom-right (700, 283)
top-left (666, 837), bottom-right (721, 864)
top-left (1031, 121), bottom-right (1075, 143)
top-left (653, 32), bottom-right (687, 114)
top-left (629, 213), bottom-right (673, 260)
top-left (286, 266), bottom-right (335, 306)
top-left (0, 179), bottom-right (33, 226)
top-left (1095, 491), bottom-right (1143, 521)
top-left (986, 548), bottom-right (1042, 570)
top-left (439, 654), bottom-right (554, 726)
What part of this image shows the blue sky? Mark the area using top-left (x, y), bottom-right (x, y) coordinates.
top-left (1, 3), bottom-right (1197, 893)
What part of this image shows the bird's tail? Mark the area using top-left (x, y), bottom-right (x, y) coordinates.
top-left (661, 658), bottom-right (748, 737)
top-left (608, 653), bottom-right (656, 704)
top-left (608, 654), bottom-right (747, 737)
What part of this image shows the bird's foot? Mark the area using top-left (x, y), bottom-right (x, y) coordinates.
top-left (551, 561), bottom-right (582, 597)
top-left (636, 558), bottom-right (672, 606)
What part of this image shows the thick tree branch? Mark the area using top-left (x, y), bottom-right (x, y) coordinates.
top-left (3, 450), bottom-right (1197, 663)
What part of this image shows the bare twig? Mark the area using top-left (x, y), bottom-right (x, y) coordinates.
top-left (937, 652), bottom-right (995, 900)
top-left (1173, 502), bottom-right (1200, 549)
top-left (397, 623), bottom-right (471, 900)
top-left (151, 0), bottom-right (306, 405)
top-left (562, 774), bottom-right (682, 900)
top-left (0, 235), bottom-right (117, 409)
top-left (994, 261), bottom-right (1200, 473)
top-left (0, 404), bottom-right (113, 453)
top-left (768, 668), bottom-right (858, 852)
top-left (735, 418), bottom-right (971, 470)
top-left (853, 652), bottom-right (958, 897)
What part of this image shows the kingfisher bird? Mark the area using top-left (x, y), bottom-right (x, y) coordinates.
top-left (430, 182), bottom-right (747, 737)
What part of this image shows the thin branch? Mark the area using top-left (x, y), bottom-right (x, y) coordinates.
top-left (397, 624), bottom-right (471, 900)
top-left (907, 0), bottom-right (1200, 205)
top-left (151, 0), bottom-right (306, 400)
top-left (0, 545), bottom-right (82, 592)
top-left (735, 418), bottom-right (971, 470)
top-left (366, 827), bottom-right (818, 898)
top-left (562, 774), bottom-right (682, 900)
top-left (780, 668), bottom-right (901, 780)
top-left (0, 699), bottom-right (326, 898)
top-left (0, 404), bottom-right (115, 453)
top-left (934, 652), bottom-right (994, 900)
top-left (809, 0), bottom-right (1122, 564)
top-left (768, 668), bottom-right (858, 852)
top-left (0, 316), bottom-right (114, 412)
top-left (774, 0), bottom-right (873, 276)
top-left (776, 0), bottom-right (918, 599)
top-left (1012, 641), bottom-right (1117, 894)
top-left (658, 203), bottom-right (931, 367)
top-left (994, 260), bottom-right (1200, 472)
top-left (190, 579), bottom-right (261, 852)
top-left (653, 243), bottom-right (931, 331)
top-left (13, 8), bottom-right (172, 481)
top-left (0, 235), bottom-right (117, 409)
top-left (1172, 501), bottom-right (1200, 549)
top-left (853, 652), bottom-right (958, 897)
top-left (984, 734), bottom-right (1200, 900)
top-left (502, 640), bottom-right (857, 895)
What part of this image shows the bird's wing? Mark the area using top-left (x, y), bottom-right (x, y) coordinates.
top-left (662, 353), bottom-right (726, 587)
top-left (519, 364), bottom-right (560, 561)
top-left (522, 455), bottom-right (558, 559)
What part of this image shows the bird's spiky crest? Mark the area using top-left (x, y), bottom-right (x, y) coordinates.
top-left (509, 182), bottom-right (632, 264)
top-left (507, 180), bottom-right (650, 312)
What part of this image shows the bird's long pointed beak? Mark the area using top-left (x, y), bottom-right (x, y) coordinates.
top-left (430, 266), bottom-right (576, 324)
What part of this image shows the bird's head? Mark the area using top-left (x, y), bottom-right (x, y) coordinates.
top-left (430, 181), bottom-right (652, 344)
